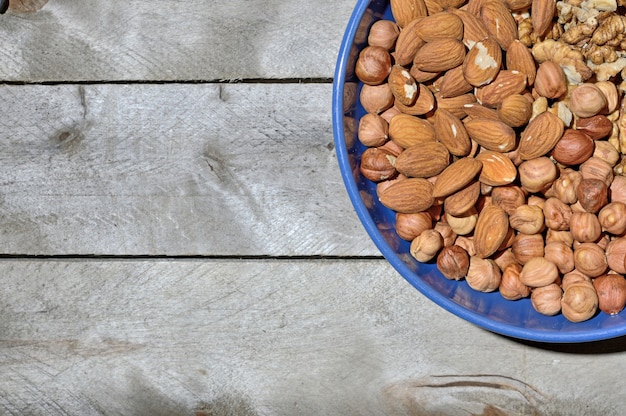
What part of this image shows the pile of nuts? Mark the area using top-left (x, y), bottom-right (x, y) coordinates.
top-left (354, 0), bottom-right (626, 322)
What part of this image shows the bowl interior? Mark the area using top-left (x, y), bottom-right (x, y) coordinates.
top-left (332, 0), bottom-right (626, 342)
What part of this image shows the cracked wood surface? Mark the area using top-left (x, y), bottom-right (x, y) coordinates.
top-left (2, 1), bottom-right (626, 415)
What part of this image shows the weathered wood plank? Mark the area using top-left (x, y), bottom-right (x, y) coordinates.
top-left (0, 0), bottom-right (355, 82)
top-left (0, 259), bottom-right (624, 415)
top-left (0, 83), bottom-right (376, 256)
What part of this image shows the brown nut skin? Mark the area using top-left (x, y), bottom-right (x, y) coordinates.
top-left (360, 83), bottom-right (395, 114)
top-left (549, 168), bottom-right (582, 205)
top-left (395, 212), bottom-right (432, 241)
top-left (359, 147), bottom-right (397, 182)
top-left (550, 129), bottom-right (595, 166)
top-left (576, 178), bottom-right (608, 213)
top-left (518, 157), bottom-right (557, 194)
top-left (509, 204), bottom-right (544, 235)
top-left (358, 113), bottom-right (389, 147)
top-left (511, 233), bottom-right (545, 265)
top-left (544, 241), bottom-right (575, 274)
top-left (531, 283), bottom-right (563, 316)
top-left (491, 185), bottom-right (527, 215)
top-left (561, 281), bottom-right (599, 323)
top-left (367, 20), bottom-right (400, 51)
top-left (437, 245), bottom-right (470, 280)
top-left (569, 211), bottom-right (602, 243)
top-left (562, 270), bottom-right (592, 291)
top-left (573, 242), bottom-right (608, 278)
top-left (606, 237), bottom-right (626, 274)
top-left (355, 46), bottom-right (392, 86)
top-left (410, 229), bottom-right (444, 262)
top-left (466, 256), bottom-right (501, 292)
top-left (534, 61), bottom-right (567, 99)
top-left (576, 115), bottom-right (614, 140)
top-left (569, 83), bottom-right (608, 118)
top-left (593, 274), bottom-right (626, 315)
top-left (598, 202), bottom-right (626, 235)
top-left (499, 263), bottom-right (531, 300)
top-left (519, 257), bottom-right (559, 288)
top-left (543, 197), bottom-right (572, 231)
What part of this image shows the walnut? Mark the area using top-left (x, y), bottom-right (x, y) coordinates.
top-left (584, 43), bottom-right (619, 64)
top-left (588, 57), bottom-right (626, 81)
top-left (532, 39), bottom-right (593, 83)
top-left (561, 20), bottom-right (598, 45)
top-left (592, 14), bottom-right (626, 46)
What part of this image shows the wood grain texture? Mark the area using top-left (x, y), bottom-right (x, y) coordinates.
top-left (0, 0), bottom-right (355, 82)
top-left (0, 83), bottom-right (376, 256)
top-left (1, 259), bottom-right (625, 416)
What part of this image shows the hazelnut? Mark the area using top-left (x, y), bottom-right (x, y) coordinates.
top-left (367, 20), bottom-right (400, 51)
top-left (549, 168), bottom-right (582, 205)
top-left (454, 236), bottom-right (476, 256)
top-left (593, 274), bottom-right (626, 315)
top-left (519, 257), bottom-right (559, 288)
top-left (518, 157), bottom-right (558, 194)
top-left (509, 204), bottom-right (544, 235)
top-left (380, 106), bottom-right (402, 123)
top-left (562, 269), bottom-right (592, 291)
top-left (491, 185), bottom-right (526, 215)
top-left (599, 202), bottom-right (626, 236)
top-left (358, 113), bottom-right (389, 147)
top-left (360, 83), bottom-right (394, 114)
top-left (568, 83), bottom-right (608, 118)
top-left (561, 281), bottom-right (599, 322)
top-left (500, 263), bottom-right (531, 300)
top-left (410, 229), bottom-right (444, 262)
top-left (594, 81), bottom-right (618, 114)
top-left (434, 221), bottom-right (457, 246)
top-left (466, 256), bottom-right (501, 292)
top-left (534, 61), bottom-right (567, 99)
top-left (573, 242), bottom-right (608, 277)
top-left (355, 46), bottom-right (392, 86)
top-left (610, 176), bottom-right (626, 205)
top-left (493, 248), bottom-right (520, 272)
top-left (605, 237), bottom-right (626, 274)
top-left (512, 233), bottom-right (544, 264)
top-left (395, 212), bottom-right (432, 241)
top-left (577, 115), bottom-right (614, 140)
top-left (550, 129), bottom-right (594, 166)
top-left (576, 178), bottom-right (608, 213)
top-left (445, 208), bottom-right (478, 236)
top-left (359, 147), bottom-right (397, 182)
top-left (531, 283), bottom-right (563, 316)
top-left (579, 157), bottom-right (614, 187)
top-left (544, 241), bottom-right (575, 274)
top-left (437, 245), bottom-right (470, 280)
top-left (543, 197), bottom-right (572, 231)
top-left (546, 229), bottom-right (574, 247)
top-left (569, 211), bottom-right (602, 243)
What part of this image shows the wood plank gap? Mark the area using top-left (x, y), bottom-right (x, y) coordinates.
top-left (0, 77), bottom-right (334, 86)
top-left (0, 254), bottom-right (386, 261)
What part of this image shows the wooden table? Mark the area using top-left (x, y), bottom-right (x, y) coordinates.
top-left (1, 1), bottom-right (625, 415)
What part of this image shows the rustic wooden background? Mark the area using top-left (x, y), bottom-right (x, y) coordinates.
top-left (1, 1), bottom-right (626, 415)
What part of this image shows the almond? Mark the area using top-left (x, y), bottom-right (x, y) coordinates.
top-left (464, 118), bottom-right (517, 152)
top-left (475, 70), bottom-right (527, 108)
top-left (393, 17), bottom-right (426, 66)
top-left (476, 150), bottom-right (518, 186)
top-left (433, 108), bottom-right (472, 156)
top-left (395, 141), bottom-right (450, 178)
top-left (531, 0), bottom-right (556, 37)
top-left (504, 0), bottom-right (533, 11)
top-left (378, 177), bottom-right (434, 213)
top-left (435, 92), bottom-right (477, 119)
top-left (394, 83), bottom-right (435, 115)
top-left (413, 38), bottom-right (466, 73)
top-left (505, 40), bottom-right (537, 86)
top-left (497, 94), bottom-right (533, 127)
top-left (463, 102), bottom-right (500, 121)
top-left (444, 181), bottom-right (482, 216)
top-left (449, 8), bottom-right (490, 48)
top-left (474, 204), bottom-right (510, 258)
top-left (410, 65), bottom-right (440, 83)
top-left (389, 113), bottom-right (437, 148)
top-left (436, 65), bottom-right (473, 98)
top-left (415, 11), bottom-right (464, 42)
top-left (390, 0), bottom-right (429, 28)
top-left (388, 65), bottom-right (419, 106)
top-left (480, 0), bottom-right (518, 50)
top-left (518, 111), bottom-right (564, 160)
top-left (432, 157), bottom-right (483, 198)
top-left (462, 37), bottom-right (502, 87)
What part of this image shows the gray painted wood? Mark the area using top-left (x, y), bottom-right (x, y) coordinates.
top-left (0, 0), bottom-right (355, 82)
top-left (0, 83), bottom-right (376, 256)
top-left (1, 259), bottom-right (624, 416)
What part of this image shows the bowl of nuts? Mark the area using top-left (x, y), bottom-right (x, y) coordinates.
top-left (333, 0), bottom-right (626, 342)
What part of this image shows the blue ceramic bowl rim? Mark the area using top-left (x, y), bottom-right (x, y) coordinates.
top-left (332, 0), bottom-right (626, 343)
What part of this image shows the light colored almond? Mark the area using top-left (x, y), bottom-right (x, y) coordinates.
top-left (463, 102), bottom-right (500, 121)
top-left (435, 65), bottom-right (473, 98)
top-left (433, 157), bottom-right (483, 198)
top-left (476, 150), bottom-right (518, 186)
top-left (388, 65), bottom-right (419, 106)
top-left (435, 92), bottom-right (477, 119)
top-left (449, 8), bottom-right (490, 48)
top-left (464, 118), bottom-right (517, 152)
top-left (389, 113), bottom-right (437, 148)
top-left (390, 0), bottom-right (429, 28)
top-left (531, 0), bottom-right (556, 37)
top-left (378, 177), bottom-right (434, 213)
top-left (395, 141), bottom-right (450, 178)
top-left (497, 94), bottom-right (533, 127)
top-left (433, 108), bottom-right (471, 156)
top-left (480, 0), bottom-right (518, 50)
top-left (474, 204), bottom-right (510, 258)
top-left (415, 11), bottom-right (464, 42)
top-left (462, 37), bottom-right (502, 87)
top-left (518, 111), bottom-right (564, 160)
top-left (444, 181), bottom-right (481, 216)
top-left (475, 70), bottom-right (527, 108)
top-left (413, 38), bottom-right (466, 73)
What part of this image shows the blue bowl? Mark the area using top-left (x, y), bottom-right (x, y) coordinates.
top-left (332, 0), bottom-right (626, 343)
